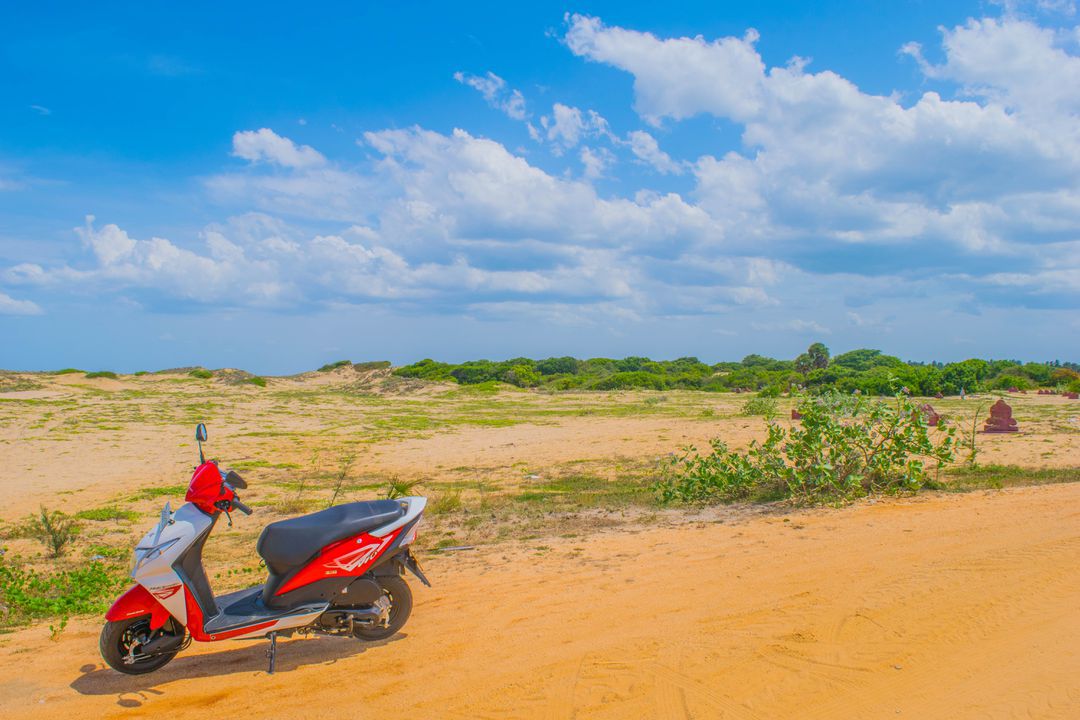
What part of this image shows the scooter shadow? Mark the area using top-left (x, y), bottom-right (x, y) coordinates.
top-left (70, 633), bottom-right (405, 706)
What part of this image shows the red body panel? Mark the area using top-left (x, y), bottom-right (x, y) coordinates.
top-left (186, 461), bottom-right (235, 514)
top-left (275, 528), bottom-right (403, 596)
top-left (106, 584), bottom-right (172, 630)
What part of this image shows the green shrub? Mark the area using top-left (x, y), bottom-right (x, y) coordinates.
top-left (133, 370), bottom-right (149, 376)
top-left (503, 364), bottom-right (542, 388)
top-left (318, 359), bottom-right (353, 372)
top-left (591, 371), bottom-right (667, 390)
top-left (656, 391), bottom-right (956, 505)
top-left (740, 396), bottom-right (778, 418)
top-left (52, 368), bottom-right (84, 375)
top-left (84, 371), bottom-right (118, 379)
top-left (245, 376), bottom-right (267, 387)
top-left (22, 507), bottom-right (79, 557)
top-left (189, 368), bottom-right (213, 379)
top-left (394, 359), bottom-right (456, 381)
top-left (353, 360), bottom-right (391, 371)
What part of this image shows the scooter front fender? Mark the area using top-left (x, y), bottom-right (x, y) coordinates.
top-left (106, 584), bottom-right (173, 631)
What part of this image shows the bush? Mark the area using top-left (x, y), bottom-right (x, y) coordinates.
top-left (740, 396), bottom-right (778, 418)
top-left (318, 360), bottom-right (352, 372)
top-left (503, 364), bottom-right (542, 388)
top-left (353, 360), bottom-right (391, 371)
top-left (189, 368), bottom-right (213, 379)
top-left (52, 368), bottom-right (84, 375)
top-left (84, 371), bottom-right (118, 379)
top-left (655, 392), bottom-right (956, 505)
top-left (394, 359), bottom-right (455, 381)
top-left (245, 376), bottom-right (267, 387)
top-left (24, 507), bottom-right (79, 557)
top-left (591, 371), bottom-right (667, 390)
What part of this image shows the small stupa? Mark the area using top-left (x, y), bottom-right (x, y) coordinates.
top-left (982, 399), bottom-right (1019, 433)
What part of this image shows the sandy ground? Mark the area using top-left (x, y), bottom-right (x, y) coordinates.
top-left (2, 371), bottom-right (1078, 519)
top-left (1, 483), bottom-right (1077, 719)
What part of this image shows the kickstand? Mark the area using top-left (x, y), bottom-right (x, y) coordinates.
top-left (266, 631), bottom-right (277, 674)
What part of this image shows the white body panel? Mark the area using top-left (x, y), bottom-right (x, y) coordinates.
top-left (371, 496), bottom-right (427, 537)
top-left (131, 502), bottom-right (211, 627)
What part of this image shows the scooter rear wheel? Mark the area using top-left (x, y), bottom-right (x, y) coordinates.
top-left (353, 575), bottom-right (412, 641)
top-left (100, 616), bottom-right (183, 675)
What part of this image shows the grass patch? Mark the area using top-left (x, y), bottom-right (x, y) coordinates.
top-left (230, 459), bottom-right (300, 471)
top-left (84, 371), bottom-right (118, 379)
top-left (245, 376), bottom-right (267, 387)
top-left (429, 491), bottom-right (463, 515)
top-left (935, 464), bottom-right (1080, 492)
top-left (130, 484), bottom-right (188, 501)
top-left (0, 559), bottom-right (127, 630)
top-left (188, 368), bottom-right (213, 379)
top-left (52, 368), bottom-right (85, 375)
top-left (74, 506), bottom-right (140, 522)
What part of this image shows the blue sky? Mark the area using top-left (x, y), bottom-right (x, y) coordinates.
top-left (2, 1), bottom-right (1079, 373)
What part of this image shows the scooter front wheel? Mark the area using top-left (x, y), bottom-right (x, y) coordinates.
top-left (353, 575), bottom-right (412, 641)
top-left (100, 616), bottom-right (184, 675)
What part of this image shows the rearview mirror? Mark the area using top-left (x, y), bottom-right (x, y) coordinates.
top-left (195, 423), bottom-right (208, 442)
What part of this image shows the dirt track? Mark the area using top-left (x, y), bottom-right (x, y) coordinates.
top-left (2, 483), bottom-right (1077, 719)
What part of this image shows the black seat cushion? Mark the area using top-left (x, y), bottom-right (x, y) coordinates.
top-left (257, 500), bottom-right (404, 575)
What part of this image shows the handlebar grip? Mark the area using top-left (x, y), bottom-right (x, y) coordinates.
top-left (232, 498), bottom-right (253, 515)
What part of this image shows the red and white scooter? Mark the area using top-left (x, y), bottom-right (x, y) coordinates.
top-left (101, 423), bottom-right (429, 675)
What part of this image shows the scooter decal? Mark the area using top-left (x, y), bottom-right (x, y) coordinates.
top-left (151, 584), bottom-right (182, 600)
top-left (324, 535), bottom-right (395, 573)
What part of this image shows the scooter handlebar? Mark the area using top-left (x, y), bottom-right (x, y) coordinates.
top-left (232, 497), bottom-right (253, 515)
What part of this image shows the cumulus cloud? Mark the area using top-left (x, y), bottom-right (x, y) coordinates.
top-left (232, 128), bottom-right (326, 168)
top-left (454, 71), bottom-right (528, 120)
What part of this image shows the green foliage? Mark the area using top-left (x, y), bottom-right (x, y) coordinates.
top-left (245, 376), bottom-right (267, 387)
top-left (317, 359), bottom-right (353, 372)
top-left (188, 368), bottom-right (213, 379)
top-left (656, 392), bottom-right (956, 505)
top-left (0, 558), bottom-right (126, 628)
top-left (385, 478), bottom-right (421, 500)
top-left (391, 351), bottom-right (1073, 396)
top-left (591, 371), bottom-right (667, 390)
top-left (84, 371), bottom-right (118, 379)
top-left (26, 507), bottom-right (79, 558)
top-left (353, 360), bottom-right (392, 371)
top-left (52, 368), bottom-right (85, 375)
top-left (740, 396), bottom-right (779, 418)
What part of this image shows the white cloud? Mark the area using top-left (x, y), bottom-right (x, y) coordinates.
top-left (232, 128), bottom-right (326, 169)
top-left (627, 130), bottom-right (683, 174)
top-left (0, 291), bottom-right (41, 315)
top-left (579, 146), bottom-right (613, 179)
top-left (454, 71), bottom-right (528, 120)
top-left (565, 13), bottom-right (766, 124)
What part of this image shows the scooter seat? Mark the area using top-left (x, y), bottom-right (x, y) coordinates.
top-left (257, 500), bottom-right (405, 574)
